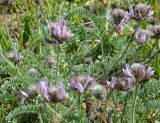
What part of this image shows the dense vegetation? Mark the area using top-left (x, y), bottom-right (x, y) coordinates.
top-left (0, 0), bottom-right (160, 123)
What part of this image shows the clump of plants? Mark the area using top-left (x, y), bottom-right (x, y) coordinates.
top-left (0, 1), bottom-right (160, 123)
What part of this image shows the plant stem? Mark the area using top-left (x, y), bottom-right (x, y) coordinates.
top-left (78, 93), bottom-right (82, 123)
top-left (121, 93), bottom-right (129, 123)
top-left (64, 98), bottom-right (78, 116)
top-left (142, 48), bottom-right (160, 65)
top-left (38, 113), bottom-right (44, 123)
top-left (96, 35), bottom-right (134, 81)
top-left (132, 85), bottom-right (139, 123)
top-left (56, 44), bottom-right (60, 82)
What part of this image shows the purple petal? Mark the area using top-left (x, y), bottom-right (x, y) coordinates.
top-left (56, 81), bottom-right (67, 101)
top-left (59, 19), bottom-right (66, 29)
top-left (44, 93), bottom-right (51, 101)
top-left (20, 91), bottom-right (29, 98)
top-left (154, 26), bottom-right (158, 34)
top-left (140, 34), bottom-right (147, 43)
top-left (135, 4), bottom-right (142, 18)
top-left (85, 75), bottom-right (93, 89)
top-left (129, 6), bottom-right (134, 16)
top-left (61, 28), bottom-right (71, 41)
top-left (146, 7), bottom-right (154, 17)
top-left (139, 68), bottom-right (146, 79)
top-left (123, 13), bottom-right (130, 23)
top-left (53, 25), bottom-right (62, 38)
top-left (146, 71), bottom-right (154, 79)
top-left (111, 77), bottom-right (117, 89)
top-left (38, 80), bottom-right (49, 94)
top-left (146, 66), bottom-right (152, 73)
top-left (125, 78), bottom-right (133, 91)
top-left (135, 28), bottom-right (140, 40)
top-left (123, 64), bottom-right (133, 77)
top-left (48, 22), bottom-right (56, 32)
top-left (145, 66), bottom-right (154, 79)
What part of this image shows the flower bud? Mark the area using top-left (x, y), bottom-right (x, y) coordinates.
top-left (84, 57), bottom-right (92, 64)
top-left (92, 84), bottom-right (107, 100)
top-left (28, 84), bottom-right (38, 93)
top-left (28, 68), bottom-right (39, 76)
top-left (135, 28), bottom-right (151, 44)
top-left (20, 91), bottom-right (29, 99)
top-left (131, 63), bottom-right (146, 81)
top-left (133, 3), bottom-right (154, 21)
top-left (149, 25), bottom-right (160, 39)
top-left (145, 66), bottom-right (154, 80)
top-left (8, 51), bottom-right (23, 64)
top-left (34, 0), bottom-right (42, 5)
top-left (19, 91), bottom-right (37, 100)
top-left (112, 9), bottom-right (126, 25)
top-left (48, 86), bottom-right (57, 101)
top-left (46, 56), bottom-right (56, 67)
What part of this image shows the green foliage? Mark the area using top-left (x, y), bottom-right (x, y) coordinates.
top-left (22, 16), bottom-right (31, 47)
top-left (6, 104), bottom-right (52, 123)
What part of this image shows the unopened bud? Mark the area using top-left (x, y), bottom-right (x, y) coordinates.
top-left (92, 84), bottom-right (107, 100)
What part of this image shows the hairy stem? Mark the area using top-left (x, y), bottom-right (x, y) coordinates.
top-left (55, 44), bottom-right (60, 82)
top-left (78, 93), bottom-right (82, 123)
top-left (132, 85), bottom-right (139, 123)
top-left (121, 94), bottom-right (129, 123)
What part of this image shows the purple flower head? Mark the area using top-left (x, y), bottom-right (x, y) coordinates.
top-left (112, 9), bottom-right (130, 27)
top-left (134, 3), bottom-right (154, 21)
top-left (135, 28), bottom-right (151, 43)
top-left (70, 74), bottom-right (94, 93)
top-left (70, 75), bottom-right (84, 93)
top-left (112, 8), bottom-right (131, 34)
top-left (47, 19), bottom-right (72, 44)
top-left (145, 66), bottom-right (154, 80)
top-left (55, 81), bottom-right (68, 102)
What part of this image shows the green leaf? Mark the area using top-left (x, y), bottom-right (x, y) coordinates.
top-left (23, 17), bottom-right (31, 47)
top-left (0, 27), bottom-right (11, 52)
